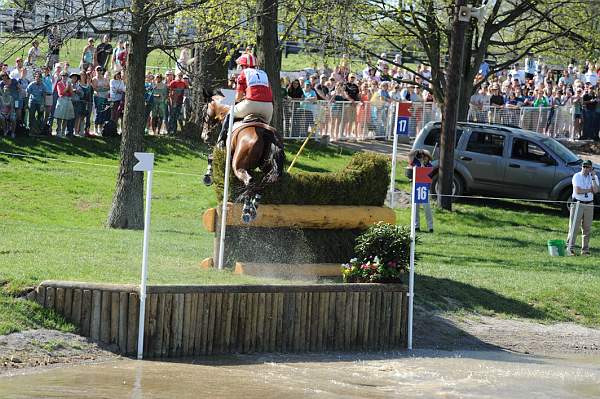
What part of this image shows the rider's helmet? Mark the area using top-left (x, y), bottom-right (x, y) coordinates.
top-left (236, 53), bottom-right (257, 68)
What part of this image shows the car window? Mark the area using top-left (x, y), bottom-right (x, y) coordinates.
top-left (423, 128), bottom-right (463, 148)
top-left (465, 131), bottom-right (505, 156)
top-left (511, 138), bottom-right (550, 163)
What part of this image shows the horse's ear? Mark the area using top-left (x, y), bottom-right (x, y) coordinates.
top-left (202, 87), bottom-right (214, 103)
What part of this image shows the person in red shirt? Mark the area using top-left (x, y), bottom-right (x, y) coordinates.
top-left (168, 71), bottom-right (188, 134)
top-left (217, 53), bottom-right (273, 147)
top-left (117, 42), bottom-right (129, 71)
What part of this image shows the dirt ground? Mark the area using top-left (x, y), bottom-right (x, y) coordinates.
top-left (1, 310), bottom-right (598, 376)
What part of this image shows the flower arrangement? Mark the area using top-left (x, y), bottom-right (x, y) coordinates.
top-left (341, 222), bottom-right (412, 283)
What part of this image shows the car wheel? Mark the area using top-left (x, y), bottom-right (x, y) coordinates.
top-left (431, 173), bottom-right (464, 200)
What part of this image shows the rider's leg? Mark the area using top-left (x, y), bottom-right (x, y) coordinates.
top-left (216, 112), bottom-right (230, 148)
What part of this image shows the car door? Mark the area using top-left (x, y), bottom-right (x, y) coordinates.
top-left (458, 130), bottom-right (507, 190)
top-left (502, 137), bottom-right (557, 199)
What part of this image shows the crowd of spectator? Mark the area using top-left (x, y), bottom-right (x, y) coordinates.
top-left (2, 34), bottom-right (599, 143)
top-left (470, 59), bottom-right (600, 140)
top-left (0, 34), bottom-right (191, 139)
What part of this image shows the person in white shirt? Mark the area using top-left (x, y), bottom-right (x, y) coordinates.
top-left (567, 160), bottom-right (599, 256)
top-left (584, 69), bottom-right (598, 87)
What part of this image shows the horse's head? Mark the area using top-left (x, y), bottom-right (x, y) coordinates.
top-left (202, 89), bottom-right (230, 139)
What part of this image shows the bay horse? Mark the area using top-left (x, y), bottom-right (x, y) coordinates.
top-left (202, 90), bottom-right (285, 223)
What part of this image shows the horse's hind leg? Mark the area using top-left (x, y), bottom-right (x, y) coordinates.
top-left (203, 153), bottom-right (214, 186)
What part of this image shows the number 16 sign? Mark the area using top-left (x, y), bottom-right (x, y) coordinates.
top-left (413, 167), bottom-right (433, 204)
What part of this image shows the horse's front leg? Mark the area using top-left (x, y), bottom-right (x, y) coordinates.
top-left (203, 153), bottom-right (214, 186)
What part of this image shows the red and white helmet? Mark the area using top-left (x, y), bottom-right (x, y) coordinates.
top-left (236, 53), bottom-right (257, 68)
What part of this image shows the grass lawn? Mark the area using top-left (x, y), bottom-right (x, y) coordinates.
top-left (1, 136), bottom-right (599, 336)
top-left (0, 37), bottom-right (335, 73)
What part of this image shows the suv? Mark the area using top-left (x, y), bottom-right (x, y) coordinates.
top-left (411, 121), bottom-right (599, 213)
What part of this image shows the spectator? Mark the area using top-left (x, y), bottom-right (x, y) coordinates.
top-left (111, 40), bottom-right (125, 72)
top-left (582, 85), bottom-right (597, 139)
top-left (144, 72), bottom-right (155, 133)
top-left (117, 42), bottom-right (129, 72)
top-left (53, 71), bottom-right (74, 137)
top-left (314, 74), bottom-right (330, 101)
top-left (356, 82), bottom-right (372, 138)
top-left (329, 82), bottom-right (346, 141)
top-left (0, 71), bottom-right (22, 128)
top-left (1, 85), bottom-right (16, 137)
top-left (9, 57), bottom-right (24, 80)
top-left (566, 159), bottom-right (598, 256)
top-left (95, 35), bottom-right (113, 71)
top-left (70, 73), bottom-right (84, 136)
top-left (79, 71), bottom-right (93, 137)
top-left (81, 38), bottom-right (96, 71)
top-left (533, 88), bottom-right (549, 107)
top-left (27, 40), bottom-right (41, 70)
top-left (92, 66), bottom-right (110, 135)
top-left (287, 79), bottom-right (304, 99)
top-left (151, 74), bottom-right (168, 135)
top-left (569, 87), bottom-right (584, 139)
top-left (109, 71), bottom-right (125, 127)
top-left (167, 71), bottom-right (187, 135)
top-left (343, 73), bottom-right (360, 136)
top-left (26, 71), bottom-right (45, 135)
top-left (41, 65), bottom-right (53, 130)
top-left (175, 48), bottom-right (194, 75)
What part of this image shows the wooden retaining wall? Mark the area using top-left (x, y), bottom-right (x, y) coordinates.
top-left (36, 281), bottom-right (409, 357)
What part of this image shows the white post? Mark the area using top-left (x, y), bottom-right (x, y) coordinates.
top-left (408, 166), bottom-right (416, 350)
top-left (217, 102), bottom-right (235, 270)
top-left (389, 103), bottom-right (399, 207)
top-left (132, 152), bottom-right (155, 361)
top-left (567, 201), bottom-right (580, 249)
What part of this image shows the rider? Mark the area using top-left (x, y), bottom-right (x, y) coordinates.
top-left (216, 53), bottom-right (273, 147)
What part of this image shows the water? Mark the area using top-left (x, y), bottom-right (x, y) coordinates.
top-left (1, 350), bottom-right (599, 398)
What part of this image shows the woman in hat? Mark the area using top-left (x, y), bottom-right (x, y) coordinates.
top-left (79, 71), bottom-right (93, 136)
top-left (53, 71), bottom-right (74, 137)
top-left (70, 72), bottom-right (84, 136)
top-left (81, 38), bottom-right (96, 71)
top-left (408, 149), bottom-right (434, 232)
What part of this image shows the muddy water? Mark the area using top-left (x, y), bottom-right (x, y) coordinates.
top-left (1, 350), bottom-right (599, 398)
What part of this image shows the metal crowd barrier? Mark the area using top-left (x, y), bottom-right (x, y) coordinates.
top-left (281, 99), bottom-right (440, 141)
top-left (468, 105), bottom-right (577, 139)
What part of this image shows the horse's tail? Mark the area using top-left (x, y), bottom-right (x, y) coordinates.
top-left (260, 128), bottom-right (285, 186)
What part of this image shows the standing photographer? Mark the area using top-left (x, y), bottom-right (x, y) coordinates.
top-left (567, 160), bottom-right (599, 256)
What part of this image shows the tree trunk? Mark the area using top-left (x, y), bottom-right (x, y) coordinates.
top-left (438, 0), bottom-right (469, 211)
top-left (106, 20), bottom-right (148, 229)
top-left (255, 0), bottom-right (283, 133)
top-left (185, 43), bottom-right (228, 143)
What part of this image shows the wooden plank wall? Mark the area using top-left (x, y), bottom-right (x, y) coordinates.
top-left (37, 281), bottom-right (409, 357)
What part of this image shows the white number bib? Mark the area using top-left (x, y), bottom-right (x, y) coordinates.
top-left (243, 69), bottom-right (269, 87)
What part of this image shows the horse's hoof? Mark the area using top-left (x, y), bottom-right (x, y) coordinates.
top-left (203, 174), bottom-right (213, 186)
top-left (242, 213), bottom-right (252, 224)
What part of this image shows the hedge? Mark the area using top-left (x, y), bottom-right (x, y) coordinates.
top-left (212, 148), bottom-right (390, 206)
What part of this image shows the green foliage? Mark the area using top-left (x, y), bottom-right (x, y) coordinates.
top-left (0, 293), bottom-right (75, 335)
top-left (213, 148), bottom-right (390, 205)
top-left (342, 222), bottom-right (411, 283)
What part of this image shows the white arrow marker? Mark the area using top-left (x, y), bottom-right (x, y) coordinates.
top-left (133, 152), bottom-right (155, 172)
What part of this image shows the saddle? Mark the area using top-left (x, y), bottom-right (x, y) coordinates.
top-left (231, 114), bottom-right (282, 147)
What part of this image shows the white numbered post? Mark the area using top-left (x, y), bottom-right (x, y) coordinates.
top-left (408, 166), bottom-right (416, 350)
top-left (133, 152), bottom-right (155, 360)
top-left (217, 89), bottom-right (237, 271)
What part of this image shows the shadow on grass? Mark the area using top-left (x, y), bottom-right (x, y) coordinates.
top-left (0, 136), bottom-right (209, 165)
top-left (451, 196), bottom-right (563, 218)
top-left (415, 274), bottom-right (547, 321)
top-left (443, 206), bottom-right (563, 233)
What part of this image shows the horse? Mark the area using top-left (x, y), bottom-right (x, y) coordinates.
top-left (201, 89), bottom-right (285, 223)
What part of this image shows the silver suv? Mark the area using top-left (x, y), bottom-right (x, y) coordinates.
top-left (411, 122), bottom-right (599, 212)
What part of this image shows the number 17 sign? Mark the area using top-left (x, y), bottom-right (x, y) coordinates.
top-left (413, 167), bottom-right (433, 204)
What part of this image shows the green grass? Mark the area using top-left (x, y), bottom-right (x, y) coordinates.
top-left (0, 37), bottom-right (330, 73)
top-left (1, 136), bottom-right (599, 335)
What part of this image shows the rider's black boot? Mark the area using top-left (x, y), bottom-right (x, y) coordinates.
top-left (216, 113), bottom-right (231, 149)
